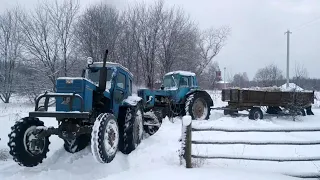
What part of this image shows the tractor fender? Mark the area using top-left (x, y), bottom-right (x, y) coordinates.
top-left (121, 95), bottom-right (143, 107)
top-left (185, 90), bottom-right (214, 107)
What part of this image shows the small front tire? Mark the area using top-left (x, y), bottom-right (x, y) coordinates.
top-left (91, 113), bottom-right (119, 163)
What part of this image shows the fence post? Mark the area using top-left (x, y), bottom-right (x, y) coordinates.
top-left (181, 115), bottom-right (192, 168)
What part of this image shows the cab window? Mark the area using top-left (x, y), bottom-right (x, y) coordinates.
top-left (117, 72), bottom-right (126, 89)
top-left (180, 76), bottom-right (189, 87)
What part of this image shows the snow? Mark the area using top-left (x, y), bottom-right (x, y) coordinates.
top-left (123, 94), bottom-right (142, 106)
top-left (280, 83), bottom-right (304, 92)
top-left (57, 77), bottom-right (86, 80)
top-left (165, 71), bottom-right (196, 76)
top-left (1, 92), bottom-right (320, 179)
top-left (90, 61), bottom-right (133, 77)
top-left (182, 115), bottom-right (192, 126)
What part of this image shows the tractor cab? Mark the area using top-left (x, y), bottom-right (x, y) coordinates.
top-left (162, 71), bottom-right (199, 90)
top-left (84, 60), bottom-right (133, 96)
top-left (81, 60), bottom-right (135, 118)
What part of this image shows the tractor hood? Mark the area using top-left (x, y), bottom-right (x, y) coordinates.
top-left (56, 77), bottom-right (111, 112)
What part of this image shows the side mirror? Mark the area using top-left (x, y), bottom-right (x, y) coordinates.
top-left (160, 84), bottom-right (164, 90)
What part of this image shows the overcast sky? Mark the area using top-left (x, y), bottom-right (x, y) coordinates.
top-left (1, 0), bottom-right (319, 80)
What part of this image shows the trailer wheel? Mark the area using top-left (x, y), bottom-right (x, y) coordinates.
top-left (299, 109), bottom-right (306, 116)
top-left (249, 107), bottom-right (263, 120)
top-left (119, 105), bottom-right (144, 154)
top-left (63, 134), bottom-right (90, 153)
top-left (91, 113), bottom-right (119, 163)
top-left (7, 117), bottom-right (50, 167)
top-left (186, 93), bottom-right (211, 120)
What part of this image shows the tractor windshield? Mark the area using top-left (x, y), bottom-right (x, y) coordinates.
top-left (86, 68), bottom-right (113, 89)
top-left (163, 75), bottom-right (178, 90)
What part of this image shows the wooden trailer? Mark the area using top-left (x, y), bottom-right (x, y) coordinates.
top-left (218, 88), bottom-right (315, 120)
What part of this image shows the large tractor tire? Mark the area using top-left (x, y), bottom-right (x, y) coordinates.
top-left (91, 113), bottom-right (119, 163)
top-left (63, 134), bottom-right (91, 153)
top-left (8, 117), bottom-right (50, 167)
top-left (119, 105), bottom-right (144, 154)
top-left (185, 92), bottom-right (211, 120)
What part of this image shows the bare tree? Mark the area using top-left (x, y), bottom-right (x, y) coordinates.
top-left (74, 3), bottom-right (122, 62)
top-left (158, 6), bottom-right (198, 77)
top-left (20, 0), bottom-right (80, 93)
top-left (0, 8), bottom-right (24, 103)
top-left (293, 63), bottom-right (309, 88)
top-left (196, 26), bottom-right (231, 75)
top-left (232, 72), bottom-right (249, 88)
top-left (45, 0), bottom-right (80, 76)
top-left (197, 62), bottom-right (220, 89)
top-left (125, 0), bottom-right (165, 89)
top-left (116, 7), bottom-right (143, 85)
top-left (254, 64), bottom-right (284, 87)
top-left (20, 4), bottom-right (60, 92)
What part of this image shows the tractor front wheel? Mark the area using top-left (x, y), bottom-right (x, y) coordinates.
top-left (185, 93), bottom-right (211, 120)
top-left (8, 117), bottom-right (50, 167)
top-left (91, 113), bottom-right (119, 163)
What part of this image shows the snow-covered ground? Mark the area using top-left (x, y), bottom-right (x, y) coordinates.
top-left (1, 92), bottom-right (320, 180)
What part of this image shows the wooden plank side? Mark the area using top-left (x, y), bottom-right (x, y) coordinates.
top-left (223, 89), bottom-right (314, 108)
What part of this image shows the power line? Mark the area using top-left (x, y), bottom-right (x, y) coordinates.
top-left (292, 15), bottom-right (320, 31)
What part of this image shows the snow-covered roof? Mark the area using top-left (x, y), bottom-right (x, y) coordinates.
top-left (279, 83), bottom-right (303, 92)
top-left (217, 80), bottom-right (229, 84)
top-left (165, 71), bottom-right (195, 76)
top-left (90, 61), bottom-right (133, 77)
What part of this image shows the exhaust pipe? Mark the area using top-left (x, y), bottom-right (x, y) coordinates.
top-left (98, 49), bottom-right (109, 92)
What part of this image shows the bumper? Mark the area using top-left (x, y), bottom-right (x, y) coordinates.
top-left (29, 111), bottom-right (90, 119)
top-left (31, 92), bottom-right (90, 119)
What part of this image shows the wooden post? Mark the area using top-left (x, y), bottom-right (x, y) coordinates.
top-left (182, 115), bottom-right (192, 168)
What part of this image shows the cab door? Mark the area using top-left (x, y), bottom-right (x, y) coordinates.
top-left (113, 72), bottom-right (127, 118)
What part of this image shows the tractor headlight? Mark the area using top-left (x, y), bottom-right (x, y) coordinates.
top-left (87, 57), bottom-right (93, 65)
top-left (66, 79), bottom-right (73, 84)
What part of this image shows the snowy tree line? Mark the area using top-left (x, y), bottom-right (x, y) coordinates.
top-left (0, 0), bottom-right (230, 103)
top-left (230, 63), bottom-right (320, 91)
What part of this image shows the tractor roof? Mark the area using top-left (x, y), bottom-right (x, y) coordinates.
top-left (165, 71), bottom-right (196, 77)
top-left (90, 61), bottom-right (133, 77)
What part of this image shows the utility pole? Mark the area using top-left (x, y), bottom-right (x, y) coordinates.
top-left (284, 29), bottom-right (292, 88)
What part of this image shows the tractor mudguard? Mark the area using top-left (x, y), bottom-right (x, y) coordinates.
top-left (121, 95), bottom-right (143, 107)
top-left (185, 90), bottom-right (214, 107)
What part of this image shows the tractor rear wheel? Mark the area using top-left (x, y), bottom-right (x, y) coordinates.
top-left (63, 134), bottom-right (90, 153)
top-left (185, 93), bottom-right (211, 120)
top-left (119, 105), bottom-right (144, 154)
top-left (91, 113), bottom-right (119, 163)
top-left (8, 117), bottom-right (50, 167)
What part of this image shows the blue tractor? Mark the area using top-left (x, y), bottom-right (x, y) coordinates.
top-left (7, 50), bottom-right (155, 167)
top-left (138, 71), bottom-right (214, 135)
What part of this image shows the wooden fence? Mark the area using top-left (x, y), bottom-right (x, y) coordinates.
top-left (179, 115), bottom-right (320, 179)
